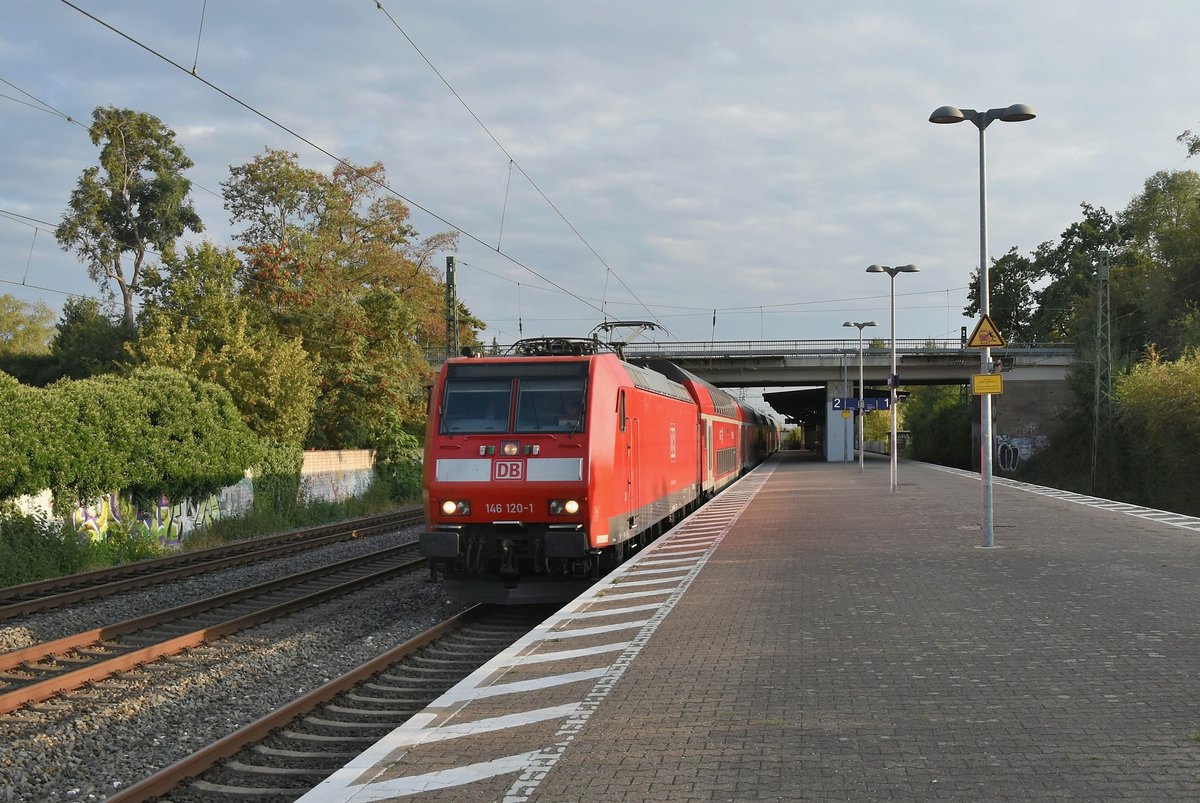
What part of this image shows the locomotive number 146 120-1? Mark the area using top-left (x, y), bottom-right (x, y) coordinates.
top-left (485, 502), bottom-right (534, 515)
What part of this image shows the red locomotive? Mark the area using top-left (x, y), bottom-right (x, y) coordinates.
top-left (419, 336), bottom-right (778, 604)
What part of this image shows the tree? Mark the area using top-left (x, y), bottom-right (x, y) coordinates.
top-left (49, 297), bottom-right (130, 380)
top-left (134, 242), bottom-right (317, 445)
top-left (1116, 169), bottom-right (1200, 358)
top-left (963, 247), bottom-right (1037, 343)
top-left (903, 385), bottom-right (972, 469)
top-left (55, 106), bottom-right (203, 329)
top-left (0, 294), bottom-right (55, 355)
top-left (1025, 203), bottom-right (1123, 344)
top-left (223, 150), bottom-right (461, 448)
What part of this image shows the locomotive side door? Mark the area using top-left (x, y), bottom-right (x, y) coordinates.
top-left (628, 415), bottom-right (640, 524)
top-left (619, 389), bottom-right (640, 537)
top-left (705, 417), bottom-right (714, 490)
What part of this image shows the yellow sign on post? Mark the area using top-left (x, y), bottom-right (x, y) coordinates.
top-left (967, 314), bottom-right (1007, 348)
top-left (972, 373), bottom-right (1004, 395)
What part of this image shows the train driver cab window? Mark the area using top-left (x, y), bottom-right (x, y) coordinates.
top-left (441, 379), bottom-right (512, 433)
top-left (515, 377), bottom-right (586, 433)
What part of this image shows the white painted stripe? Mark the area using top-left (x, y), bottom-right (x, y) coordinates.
top-left (638, 556), bottom-right (710, 568)
top-left (550, 619), bottom-right (650, 638)
top-left (663, 534), bottom-right (722, 543)
top-left (438, 668), bottom-right (609, 704)
top-left (326, 751), bottom-right (542, 800)
top-left (645, 547), bottom-right (711, 558)
top-left (591, 587), bottom-right (674, 601)
top-left (607, 576), bottom-right (687, 589)
top-left (561, 602), bottom-right (662, 619)
top-left (623, 564), bottom-right (697, 575)
top-left (381, 704), bottom-right (579, 748)
top-left (504, 641), bottom-right (630, 665)
top-left (924, 462), bottom-right (1200, 534)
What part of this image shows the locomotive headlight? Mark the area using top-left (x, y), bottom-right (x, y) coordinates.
top-left (440, 499), bottom-right (470, 516)
top-left (549, 499), bottom-right (580, 515)
top-left (501, 440), bottom-right (520, 456)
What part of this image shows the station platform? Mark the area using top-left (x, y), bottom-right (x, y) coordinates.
top-left (299, 450), bottom-right (1200, 801)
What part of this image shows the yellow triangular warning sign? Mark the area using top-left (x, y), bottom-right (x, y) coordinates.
top-left (967, 314), bottom-right (1007, 348)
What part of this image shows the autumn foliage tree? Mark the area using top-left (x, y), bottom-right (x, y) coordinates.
top-left (223, 150), bottom-right (461, 448)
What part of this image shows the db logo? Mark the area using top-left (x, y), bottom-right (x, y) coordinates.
top-left (493, 460), bottom-right (524, 480)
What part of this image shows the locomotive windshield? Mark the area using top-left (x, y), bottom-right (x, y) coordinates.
top-left (440, 378), bottom-right (512, 433)
top-left (515, 377), bottom-right (586, 433)
top-left (440, 361), bottom-right (587, 434)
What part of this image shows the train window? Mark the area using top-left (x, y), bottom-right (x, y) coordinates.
top-left (515, 377), bottom-right (587, 433)
top-left (441, 379), bottom-right (513, 433)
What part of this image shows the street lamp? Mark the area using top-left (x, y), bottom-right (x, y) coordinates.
top-left (866, 264), bottom-right (919, 493)
top-left (843, 320), bottom-right (878, 473)
top-left (929, 103), bottom-right (1036, 548)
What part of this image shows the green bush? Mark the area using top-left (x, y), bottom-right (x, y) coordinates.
top-left (1114, 348), bottom-right (1200, 515)
top-left (250, 439), bottom-right (304, 520)
top-left (0, 510), bottom-right (90, 586)
top-left (371, 412), bottom-right (424, 504)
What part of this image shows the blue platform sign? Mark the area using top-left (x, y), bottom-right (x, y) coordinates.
top-left (832, 397), bottom-right (890, 411)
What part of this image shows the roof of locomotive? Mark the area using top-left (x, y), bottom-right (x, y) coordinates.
top-left (440, 349), bottom-right (694, 405)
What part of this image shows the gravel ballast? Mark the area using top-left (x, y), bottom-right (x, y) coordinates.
top-left (0, 531), bottom-right (468, 802)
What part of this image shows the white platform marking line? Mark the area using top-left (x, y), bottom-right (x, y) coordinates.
top-left (312, 751), bottom-right (544, 801)
top-left (561, 601), bottom-right (662, 619)
top-left (499, 641), bottom-right (630, 665)
top-left (643, 547), bottom-right (711, 559)
top-left (631, 561), bottom-right (704, 573)
top-left (548, 619), bottom-right (650, 638)
top-left (924, 462), bottom-right (1200, 533)
top-left (377, 704), bottom-right (581, 749)
top-left (606, 575), bottom-right (688, 590)
top-left (591, 587), bottom-right (674, 601)
top-left (438, 668), bottom-right (609, 704)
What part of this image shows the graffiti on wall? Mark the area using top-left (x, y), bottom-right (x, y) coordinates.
top-left (71, 492), bottom-right (228, 547)
top-left (995, 430), bottom-right (1049, 473)
top-left (66, 467), bottom-right (369, 546)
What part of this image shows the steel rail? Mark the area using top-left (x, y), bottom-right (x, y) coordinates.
top-left (0, 508), bottom-right (422, 620)
top-left (0, 545), bottom-right (426, 714)
top-left (104, 606), bottom-right (485, 803)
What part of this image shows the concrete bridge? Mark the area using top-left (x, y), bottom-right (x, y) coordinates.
top-left (619, 339), bottom-right (1077, 471)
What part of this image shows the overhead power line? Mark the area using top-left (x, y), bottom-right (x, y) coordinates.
top-left (370, 0), bottom-right (663, 331)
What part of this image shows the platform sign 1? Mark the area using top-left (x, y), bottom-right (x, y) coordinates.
top-left (971, 373), bottom-right (1004, 395)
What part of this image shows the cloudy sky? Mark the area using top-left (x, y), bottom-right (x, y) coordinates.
top-left (3, 1), bottom-right (1200, 349)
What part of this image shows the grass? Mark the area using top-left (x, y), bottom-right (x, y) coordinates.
top-left (0, 481), bottom-right (419, 588)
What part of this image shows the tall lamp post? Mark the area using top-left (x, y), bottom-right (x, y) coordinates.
top-left (929, 103), bottom-right (1036, 548)
top-left (866, 264), bottom-right (919, 493)
top-left (843, 320), bottom-right (878, 473)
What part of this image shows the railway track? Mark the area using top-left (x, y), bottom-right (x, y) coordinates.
top-left (107, 605), bottom-right (544, 803)
top-left (0, 541), bottom-right (426, 714)
top-left (0, 508), bottom-right (422, 621)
